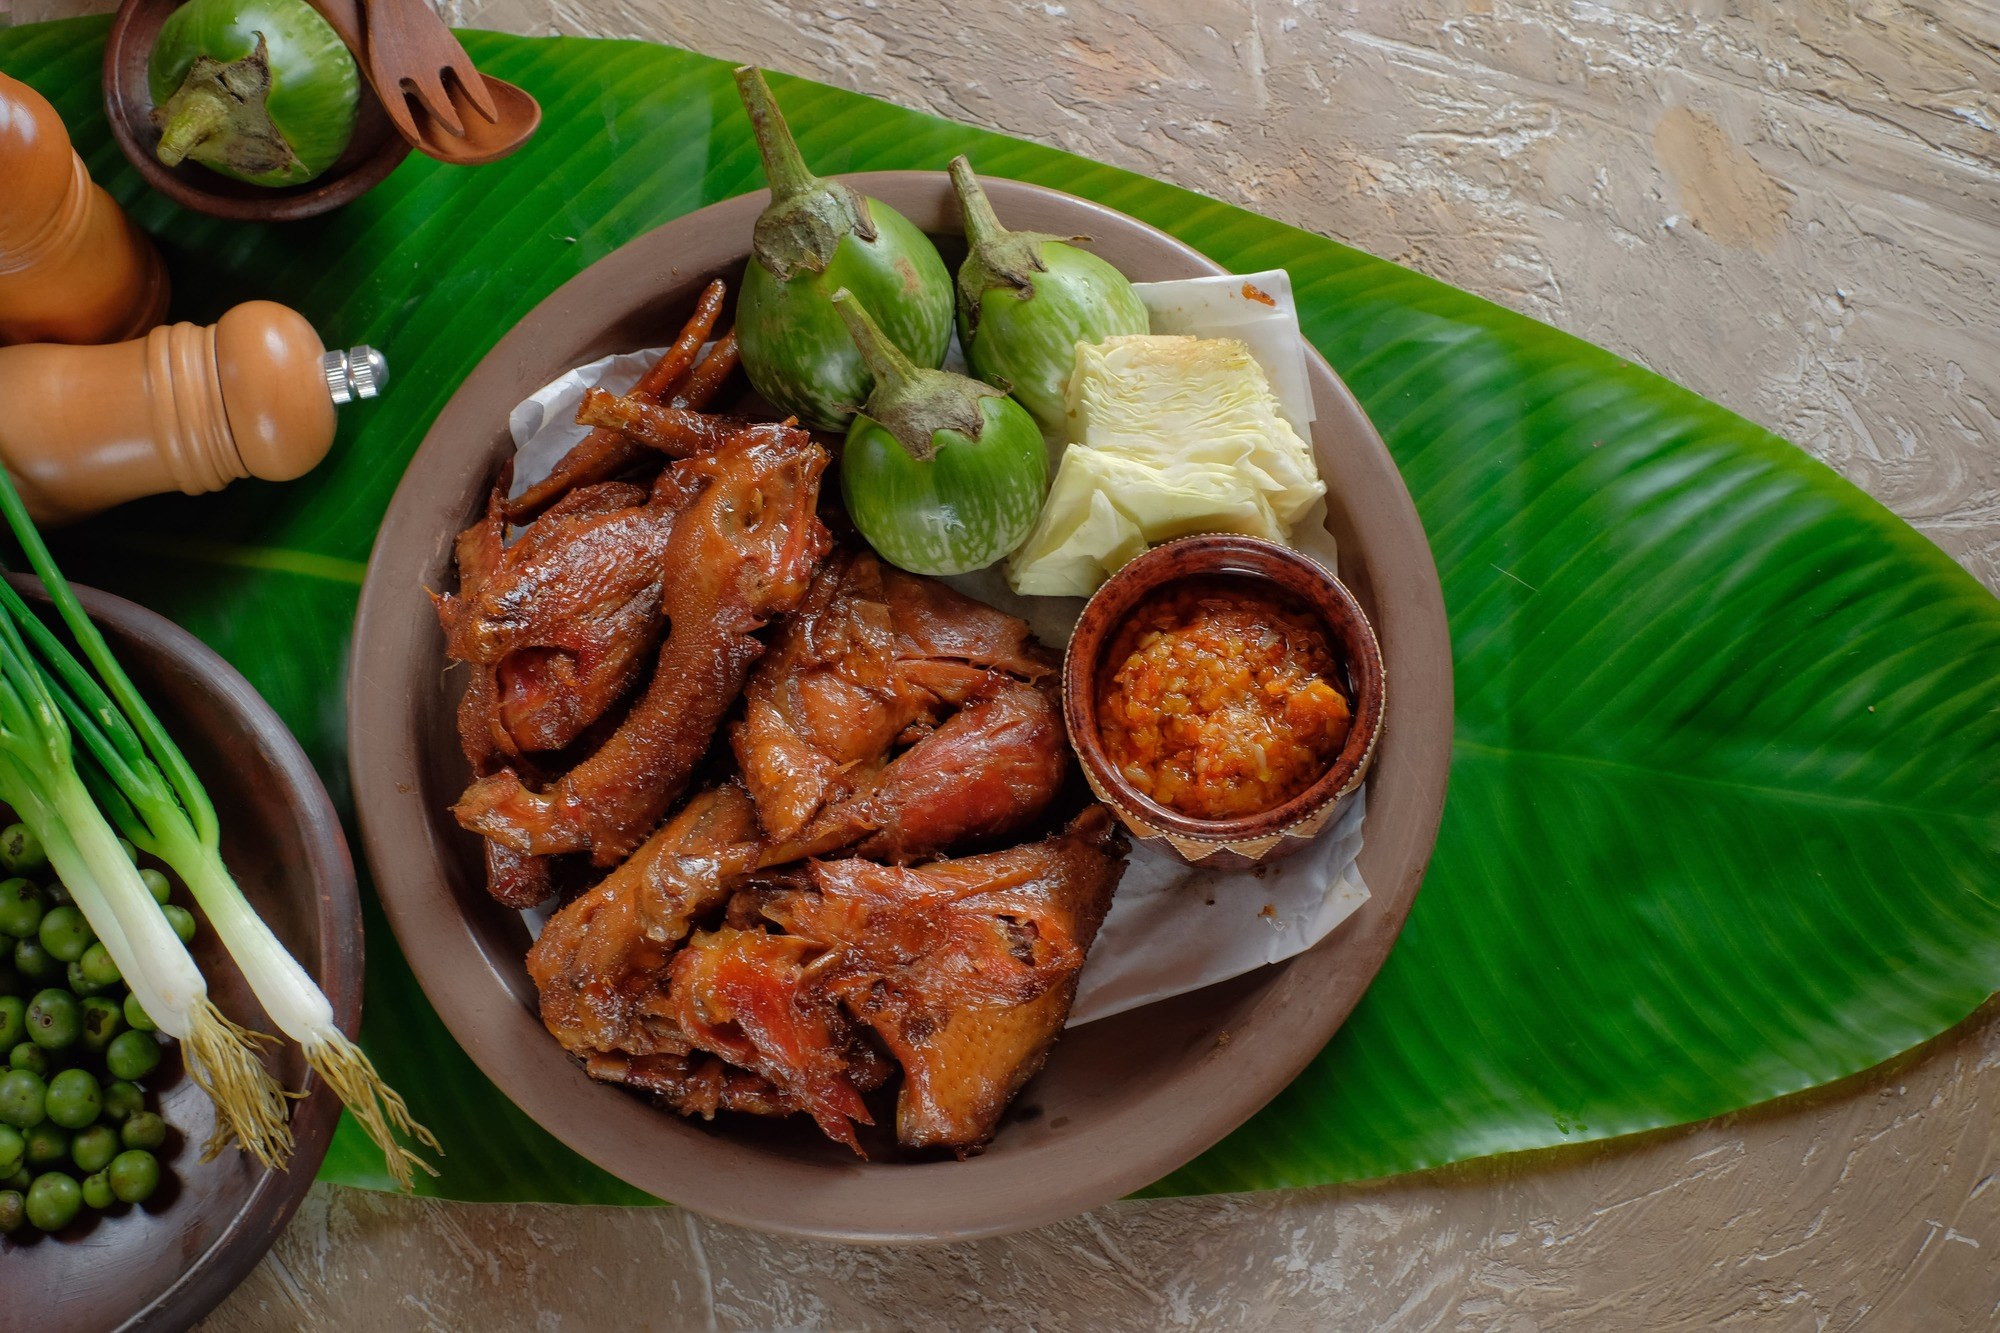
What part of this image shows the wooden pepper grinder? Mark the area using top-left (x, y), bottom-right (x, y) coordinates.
top-left (0, 70), bottom-right (170, 347)
top-left (0, 300), bottom-right (385, 523)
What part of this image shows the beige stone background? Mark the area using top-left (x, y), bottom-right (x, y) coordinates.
top-left (11, 0), bottom-right (1999, 1327)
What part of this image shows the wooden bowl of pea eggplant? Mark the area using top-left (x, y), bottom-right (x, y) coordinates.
top-left (0, 576), bottom-right (359, 1333)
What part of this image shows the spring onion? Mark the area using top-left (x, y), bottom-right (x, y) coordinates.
top-left (0, 473), bottom-right (436, 1185)
top-left (0, 581), bottom-right (291, 1166)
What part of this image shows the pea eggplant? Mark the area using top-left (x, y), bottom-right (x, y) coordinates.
top-left (832, 291), bottom-right (1047, 577)
top-left (733, 67), bottom-right (953, 431)
top-left (949, 156), bottom-right (1150, 433)
top-left (148, 0), bottom-right (358, 187)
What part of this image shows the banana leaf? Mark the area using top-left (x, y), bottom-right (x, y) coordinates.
top-left (0, 19), bottom-right (1994, 1206)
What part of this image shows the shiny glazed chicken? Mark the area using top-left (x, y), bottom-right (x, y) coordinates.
top-left (440, 289), bottom-right (1127, 1155)
top-left (734, 549), bottom-right (1070, 864)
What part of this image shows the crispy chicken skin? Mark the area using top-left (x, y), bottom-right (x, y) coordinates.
top-left (584, 1050), bottom-right (801, 1120)
top-left (456, 423), bottom-right (831, 864)
top-left (733, 550), bottom-right (1067, 863)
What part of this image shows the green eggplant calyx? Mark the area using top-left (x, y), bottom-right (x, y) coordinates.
top-left (834, 288), bottom-right (1002, 462)
top-left (948, 155), bottom-right (1087, 336)
top-left (737, 65), bottom-right (875, 280)
top-left (150, 35), bottom-right (300, 179)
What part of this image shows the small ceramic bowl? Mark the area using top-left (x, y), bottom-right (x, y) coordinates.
top-left (104, 0), bottom-right (409, 223)
top-left (1063, 534), bottom-right (1385, 870)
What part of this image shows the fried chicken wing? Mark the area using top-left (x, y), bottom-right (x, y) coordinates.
top-left (776, 675), bottom-right (1069, 864)
top-left (457, 423), bottom-right (831, 864)
top-left (732, 550), bottom-right (1066, 863)
top-left (764, 807), bottom-right (1126, 1150)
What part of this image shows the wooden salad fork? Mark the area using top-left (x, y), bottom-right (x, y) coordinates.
top-left (359, 0), bottom-right (496, 138)
top-left (306, 0), bottom-right (538, 165)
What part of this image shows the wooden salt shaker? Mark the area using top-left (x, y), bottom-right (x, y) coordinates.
top-left (0, 70), bottom-right (169, 347)
top-left (0, 300), bottom-right (386, 522)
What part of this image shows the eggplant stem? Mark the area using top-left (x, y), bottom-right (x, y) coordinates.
top-left (154, 84), bottom-right (230, 167)
top-left (831, 289), bottom-right (918, 396)
top-left (735, 66), bottom-right (818, 205)
top-left (949, 155), bottom-right (1008, 250)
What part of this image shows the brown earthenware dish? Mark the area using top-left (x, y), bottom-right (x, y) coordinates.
top-left (348, 172), bottom-right (1454, 1242)
top-left (104, 0), bottom-right (410, 223)
top-left (2, 576), bottom-right (359, 1330)
top-left (1064, 534), bottom-right (1385, 870)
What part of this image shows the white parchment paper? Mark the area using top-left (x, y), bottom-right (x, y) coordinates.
top-left (507, 268), bottom-right (1369, 1026)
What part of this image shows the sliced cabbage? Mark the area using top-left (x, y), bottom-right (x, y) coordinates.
top-left (1006, 334), bottom-right (1326, 598)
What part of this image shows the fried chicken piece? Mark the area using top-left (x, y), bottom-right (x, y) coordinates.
top-left (433, 466), bottom-right (561, 906)
top-left (574, 387), bottom-right (743, 457)
top-left (527, 782), bottom-right (766, 1064)
top-left (732, 550), bottom-right (1066, 863)
top-left (530, 782), bottom-right (890, 1141)
top-left (446, 481), bottom-right (672, 755)
top-left (763, 807), bottom-right (1127, 1151)
top-left (505, 280), bottom-right (737, 522)
top-left (770, 675), bottom-right (1070, 865)
top-left (434, 475), bottom-right (514, 773)
top-left (669, 926), bottom-right (887, 1151)
top-left (457, 423), bottom-right (831, 864)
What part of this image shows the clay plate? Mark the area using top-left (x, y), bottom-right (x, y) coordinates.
top-left (104, 0), bottom-right (410, 223)
top-left (1064, 534), bottom-right (1386, 870)
top-left (348, 173), bottom-right (1453, 1241)
top-left (3, 577), bottom-right (359, 1329)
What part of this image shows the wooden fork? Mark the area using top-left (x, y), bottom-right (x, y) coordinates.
top-left (357, 0), bottom-right (499, 141)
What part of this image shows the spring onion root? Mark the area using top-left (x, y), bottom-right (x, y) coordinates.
top-left (183, 998), bottom-right (294, 1165)
top-left (309, 1035), bottom-right (441, 1187)
top-left (162, 832), bottom-right (439, 1185)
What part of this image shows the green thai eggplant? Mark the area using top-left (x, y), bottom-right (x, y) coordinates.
top-left (949, 155), bottom-right (1150, 432)
top-left (147, 0), bottom-right (358, 187)
top-left (733, 68), bottom-right (953, 431)
top-left (833, 291), bottom-right (1047, 577)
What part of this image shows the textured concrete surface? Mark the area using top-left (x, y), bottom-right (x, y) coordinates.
top-left (11, 0), bottom-right (1997, 1327)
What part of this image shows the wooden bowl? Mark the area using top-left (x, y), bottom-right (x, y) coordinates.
top-left (104, 0), bottom-right (409, 223)
top-left (3, 577), bottom-right (358, 1331)
top-left (348, 173), bottom-right (1454, 1241)
top-left (1063, 534), bottom-right (1386, 870)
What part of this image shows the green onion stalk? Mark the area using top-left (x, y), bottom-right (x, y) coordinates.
top-left (0, 475), bottom-right (436, 1186)
top-left (0, 584), bottom-right (291, 1166)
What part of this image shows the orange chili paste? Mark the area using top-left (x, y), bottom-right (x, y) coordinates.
top-left (1096, 577), bottom-right (1351, 820)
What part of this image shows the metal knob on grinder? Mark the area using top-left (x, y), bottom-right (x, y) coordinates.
top-left (324, 346), bottom-right (389, 405)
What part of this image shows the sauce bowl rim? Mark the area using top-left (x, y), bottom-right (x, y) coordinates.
top-left (1061, 533), bottom-right (1387, 844)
